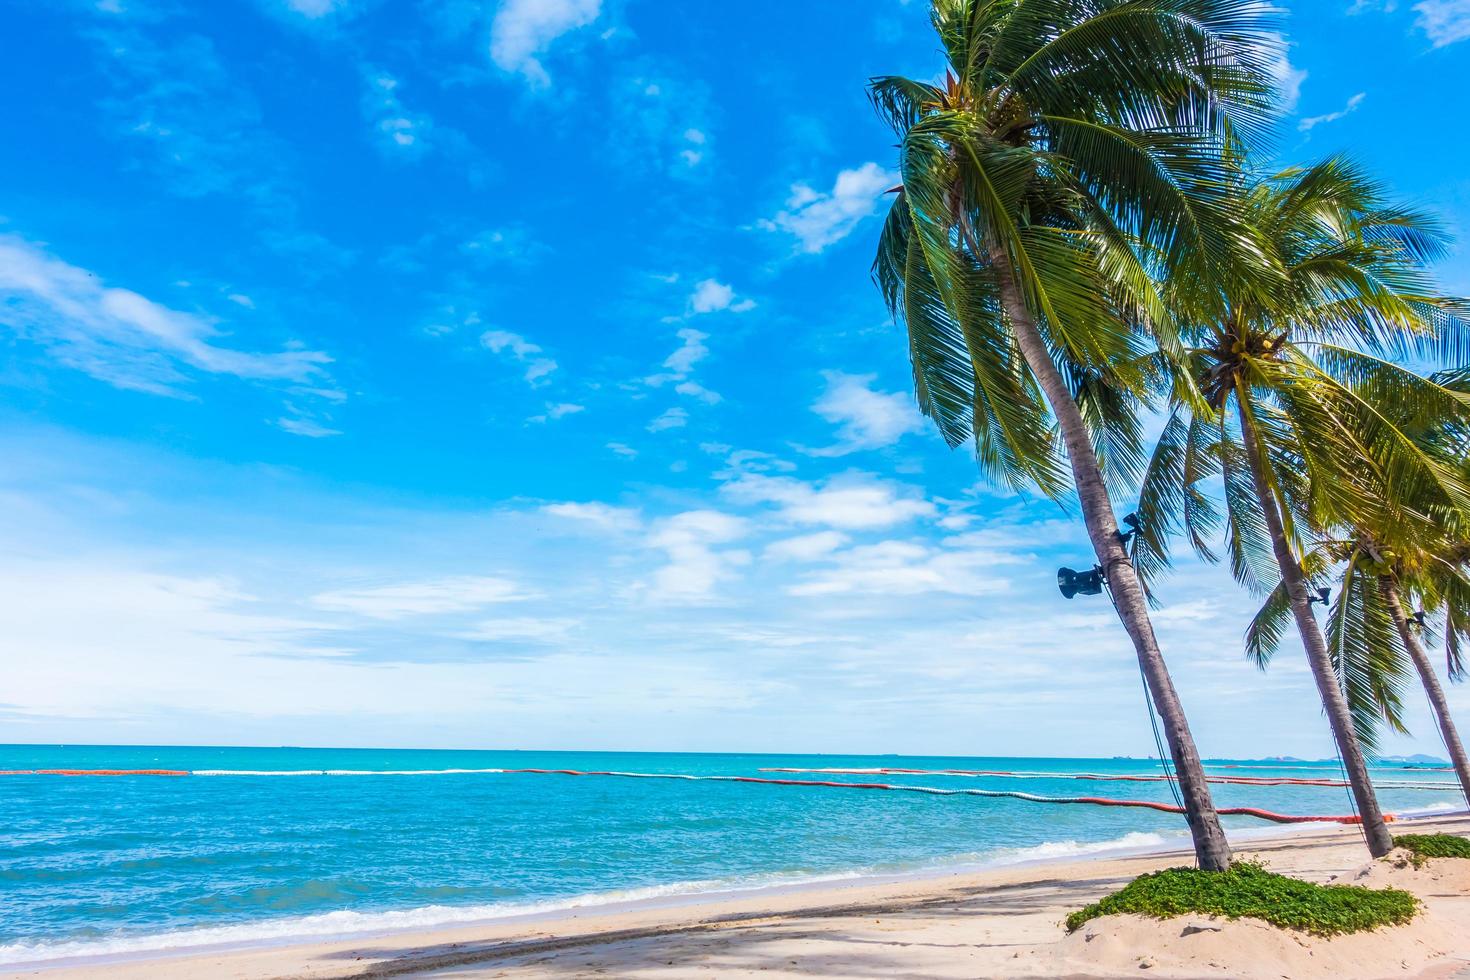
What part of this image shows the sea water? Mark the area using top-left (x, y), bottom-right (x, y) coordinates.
top-left (0, 745), bottom-right (1461, 966)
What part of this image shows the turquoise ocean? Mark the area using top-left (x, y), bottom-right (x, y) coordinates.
top-left (1, 744), bottom-right (1462, 966)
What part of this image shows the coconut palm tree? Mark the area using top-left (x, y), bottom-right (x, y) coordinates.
top-left (1134, 158), bottom-right (1470, 856)
top-left (870, 0), bottom-right (1280, 871)
top-left (1371, 546), bottom-right (1470, 805)
top-left (1256, 379), bottom-right (1470, 805)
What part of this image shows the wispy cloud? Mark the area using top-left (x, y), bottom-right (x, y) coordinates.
top-left (480, 329), bottom-right (558, 385)
top-left (1267, 37), bottom-right (1308, 112)
top-left (764, 530), bottom-right (849, 562)
top-left (490, 0), bottom-right (603, 86)
top-left (786, 539), bottom-right (1014, 598)
top-left (0, 235), bottom-right (331, 395)
top-left (800, 371), bottom-right (923, 457)
top-left (310, 576), bottom-right (534, 619)
top-left (1413, 0), bottom-right (1470, 45)
top-left (528, 401), bottom-right (584, 423)
top-left (1299, 92), bottom-right (1366, 131)
top-left (362, 71), bottom-right (432, 158)
top-left (83, 17), bottom-right (349, 268)
top-left (647, 406), bottom-right (688, 432)
top-left (644, 510), bottom-right (749, 602)
top-left (1349, 0), bottom-right (1470, 46)
top-left (274, 408), bottom-right (342, 438)
top-left (644, 327), bottom-right (724, 404)
top-left (721, 470), bottom-right (936, 529)
top-left (267, 0), bottom-right (352, 19)
top-left (542, 501), bottom-right (642, 532)
top-left (759, 162), bottom-right (896, 253)
top-left (611, 69), bottom-right (715, 175)
top-left (459, 226), bottom-right (548, 266)
top-left (688, 278), bottom-right (755, 315)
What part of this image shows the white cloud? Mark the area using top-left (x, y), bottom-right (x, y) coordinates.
top-left (1298, 92), bottom-right (1366, 131)
top-left (0, 234), bottom-right (331, 395)
top-left (542, 501), bottom-right (641, 531)
top-left (274, 413), bottom-right (342, 438)
top-left (454, 617), bottom-right (576, 642)
top-left (661, 328), bottom-right (709, 375)
top-left (674, 380), bottom-right (722, 404)
top-left (759, 162), bottom-right (896, 253)
top-left (1414, 0), bottom-right (1470, 45)
top-left (528, 402), bottom-right (584, 423)
top-left (459, 226), bottom-right (547, 265)
top-left (645, 510), bottom-right (749, 601)
top-left (1267, 40), bottom-right (1308, 112)
top-left (802, 371), bottom-right (922, 456)
top-left (786, 540), bottom-right (1013, 598)
top-left (689, 278), bottom-right (755, 315)
top-left (606, 442), bottom-right (638, 458)
top-left (279, 0), bottom-right (350, 16)
top-left (722, 472), bottom-right (936, 529)
top-left (310, 576), bottom-right (532, 619)
top-left (764, 530), bottom-right (849, 562)
top-left (648, 406), bottom-right (688, 432)
top-left (480, 328), bottom-right (557, 385)
top-left (362, 72), bottom-right (431, 158)
top-left (611, 72), bottom-right (715, 176)
top-left (680, 128), bottom-right (706, 167)
top-left (490, 0), bottom-right (602, 86)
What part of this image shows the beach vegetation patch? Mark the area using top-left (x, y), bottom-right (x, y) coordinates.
top-left (1394, 834), bottom-right (1470, 860)
top-left (1065, 862), bottom-right (1419, 936)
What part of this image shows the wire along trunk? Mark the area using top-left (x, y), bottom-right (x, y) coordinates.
top-left (988, 243), bottom-right (1233, 871)
top-left (1379, 576), bottom-right (1470, 806)
top-left (1234, 391), bottom-right (1394, 856)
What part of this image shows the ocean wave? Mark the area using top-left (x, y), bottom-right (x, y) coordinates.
top-left (0, 828), bottom-right (1182, 967)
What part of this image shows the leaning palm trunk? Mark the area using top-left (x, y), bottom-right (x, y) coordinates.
top-left (1379, 576), bottom-right (1470, 806)
top-left (1235, 393), bottom-right (1394, 856)
top-left (990, 248), bottom-right (1233, 870)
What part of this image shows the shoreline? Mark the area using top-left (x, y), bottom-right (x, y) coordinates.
top-left (8, 810), bottom-right (1466, 979)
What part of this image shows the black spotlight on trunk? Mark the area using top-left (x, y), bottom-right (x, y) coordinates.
top-left (1057, 566), bottom-right (1104, 599)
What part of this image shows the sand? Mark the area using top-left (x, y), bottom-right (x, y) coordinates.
top-left (7, 814), bottom-right (1470, 980)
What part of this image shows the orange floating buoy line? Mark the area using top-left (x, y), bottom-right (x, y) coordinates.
top-left (0, 765), bottom-right (1420, 826)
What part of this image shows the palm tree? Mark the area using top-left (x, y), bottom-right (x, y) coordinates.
top-left (870, 0), bottom-right (1280, 871)
top-left (1135, 158), bottom-right (1470, 857)
top-left (1261, 381), bottom-right (1470, 806)
top-left (1374, 549), bottom-right (1470, 805)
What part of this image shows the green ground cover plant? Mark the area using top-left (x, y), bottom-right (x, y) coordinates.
top-left (1066, 862), bottom-right (1418, 936)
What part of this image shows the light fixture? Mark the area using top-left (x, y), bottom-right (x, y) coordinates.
top-left (1307, 587), bottom-right (1331, 606)
top-left (1058, 566), bottom-right (1105, 599)
top-left (1115, 513), bottom-right (1141, 547)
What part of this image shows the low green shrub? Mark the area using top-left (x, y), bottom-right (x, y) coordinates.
top-left (1394, 834), bottom-right (1470, 860)
top-left (1065, 862), bottom-right (1418, 937)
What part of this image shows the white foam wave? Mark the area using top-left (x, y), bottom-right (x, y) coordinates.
top-left (0, 829), bottom-right (1186, 968)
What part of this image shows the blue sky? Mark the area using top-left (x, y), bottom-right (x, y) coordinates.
top-left (3, 0), bottom-right (1469, 758)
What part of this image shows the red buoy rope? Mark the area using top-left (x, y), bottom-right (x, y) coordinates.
top-left (0, 766), bottom-right (1404, 825)
top-left (757, 766), bottom-right (1451, 791)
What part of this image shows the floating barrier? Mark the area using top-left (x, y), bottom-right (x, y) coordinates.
top-left (757, 767), bottom-right (1455, 792)
top-left (0, 766), bottom-right (1403, 825)
top-left (0, 769), bottom-right (191, 777)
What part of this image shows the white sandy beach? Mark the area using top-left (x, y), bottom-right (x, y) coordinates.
top-left (8, 813), bottom-right (1469, 980)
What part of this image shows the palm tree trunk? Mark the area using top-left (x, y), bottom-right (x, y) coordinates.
top-left (987, 246), bottom-right (1233, 871)
top-left (1379, 576), bottom-right (1470, 807)
top-left (1233, 392), bottom-right (1394, 856)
